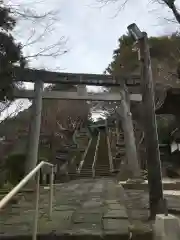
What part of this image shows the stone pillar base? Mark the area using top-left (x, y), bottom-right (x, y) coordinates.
top-left (153, 214), bottom-right (180, 240)
top-left (126, 178), bottom-right (145, 184)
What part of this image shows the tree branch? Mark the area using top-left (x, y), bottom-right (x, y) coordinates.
top-left (6, 1), bottom-right (68, 64)
top-left (97, 0), bottom-right (180, 24)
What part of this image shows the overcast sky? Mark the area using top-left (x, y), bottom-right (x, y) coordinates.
top-left (14, 0), bottom-right (179, 74)
top-left (1, 0), bottom-right (179, 121)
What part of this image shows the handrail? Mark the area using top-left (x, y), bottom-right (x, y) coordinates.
top-left (92, 132), bottom-right (101, 178)
top-left (72, 129), bottom-right (79, 146)
top-left (106, 126), bottom-right (114, 172)
top-left (0, 161), bottom-right (54, 240)
top-left (78, 138), bottom-right (92, 173)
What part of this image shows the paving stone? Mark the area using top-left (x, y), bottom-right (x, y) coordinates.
top-left (73, 213), bottom-right (102, 223)
top-left (83, 201), bottom-right (102, 208)
top-left (91, 197), bottom-right (101, 201)
top-left (54, 205), bottom-right (76, 211)
top-left (55, 199), bottom-right (81, 206)
top-left (108, 204), bottom-right (126, 210)
top-left (0, 224), bottom-right (32, 236)
top-left (90, 189), bottom-right (102, 193)
top-left (2, 179), bottom-right (155, 237)
top-left (129, 210), bottom-right (149, 220)
top-left (103, 209), bottom-right (128, 219)
top-left (66, 184), bottom-right (80, 191)
top-left (70, 222), bottom-right (102, 234)
top-left (38, 210), bottom-right (73, 234)
top-left (79, 206), bottom-right (105, 214)
top-left (105, 200), bottom-right (119, 204)
top-left (129, 221), bottom-right (153, 234)
top-left (90, 185), bottom-right (104, 193)
top-left (103, 219), bottom-right (129, 233)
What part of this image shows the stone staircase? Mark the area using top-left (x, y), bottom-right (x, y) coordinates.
top-left (95, 130), bottom-right (111, 177)
top-left (73, 127), bottom-right (90, 151)
top-left (68, 127), bottom-right (91, 179)
top-left (78, 129), bottom-right (113, 178)
top-left (95, 165), bottom-right (110, 177)
top-left (79, 166), bottom-right (92, 178)
top-left (79, 135), bottom-right (98, 178)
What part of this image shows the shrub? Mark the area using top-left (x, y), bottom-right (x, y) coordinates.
top-left (5, 153), bottom-right (26, 185)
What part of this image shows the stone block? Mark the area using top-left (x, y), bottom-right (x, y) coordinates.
top-left (54, 205), bottom-right (76, 211)
top-left (70, 222), bottom-right (101, 234)
top-left (108, 203), bottom-right (126, 210)
top-left (103, 209), bottom-right (128, 219)
top-left (83, 201), bottom-right (102, 208)
top-left (153, 214), bottom-right (180, 240)
top-left (38, 210), bottom-right (73, 234)
top-left (103, 219), bottom-right (129, 233)
top-left (105, 200), bottom-right (119, 204)
top-left (73, 213), bottom-right (101, 223)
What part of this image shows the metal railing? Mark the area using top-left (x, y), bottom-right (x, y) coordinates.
top-left (78, 138), bottom-right (92, 173)
top-left (92, 132), bottom-right (101, 178)
top-left (106, 127), bottom-right (114, 173)
top-left (0, 161), bottom-right (54, 240)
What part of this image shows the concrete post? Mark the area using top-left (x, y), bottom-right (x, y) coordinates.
top-left (117, 89), bottom-right (140, 178)
top-left (139, 32), bottom-right (164, 218)
top-left (25, 80), bottom-right (43, 175)
top-left (153, 214), bottom-right (180, 240)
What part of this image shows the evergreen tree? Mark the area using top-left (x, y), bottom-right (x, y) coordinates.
top-left (0, 1), bottom-right (26, 101)
top-left (105, 33), bottom-right (180, 85)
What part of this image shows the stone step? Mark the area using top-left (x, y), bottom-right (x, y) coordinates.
top-left (95, 173), bottom-right (111, 177)
top-left (95, 169), bottom-right (110, 172)
top-left (79, 169), bottom-right (92, 172)
top-left (95, 173), bottom-right (110, 177)
top-left (95, 168), bottom-right (110, 171)
top-left (116, 148), bottom-right (125, 151)
top-left (95, 171), bottom-right (110, 173)
top-left (81, 166), bottom-right (92, 170)
top-left (116, 143), bottom-right (125, 147)
top-left (79, 174), bottom-right (92, 178)
top-left (76, 133), bottom-right (89, 136)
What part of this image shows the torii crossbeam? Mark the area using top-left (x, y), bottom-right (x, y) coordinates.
top-left (13, 67), bottom-right (141, 86)
top-left (13, 67), bottom-right (141, 177)
top-left (14, 89), bottom-right (142, 102)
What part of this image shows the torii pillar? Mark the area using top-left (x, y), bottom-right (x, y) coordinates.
top-left (117, 87), bottom-right (141, 179)
top-left (25, 80), bottom-right (43, 175)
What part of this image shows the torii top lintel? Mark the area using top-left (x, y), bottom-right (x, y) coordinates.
top-left (13, 67), bottom-right (141, 87)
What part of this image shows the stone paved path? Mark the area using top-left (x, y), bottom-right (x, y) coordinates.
top-left (124, 189), bottom-right (180, 214)
top-left (0, 178), bottom-right (135, 238)
top-left (3, 178), bottom-right (180, 238)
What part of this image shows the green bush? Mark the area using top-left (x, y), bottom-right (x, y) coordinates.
top-left (157, 115), bottom-right (176, 144)
top-left (5, 153), bottom-right (26, 185)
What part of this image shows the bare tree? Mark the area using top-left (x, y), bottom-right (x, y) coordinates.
top-left (5, 0), bottom-right (68, 68)
top-left (97, 0), bottom-right (180, 24)
top-left (0, 100), bottom-right (25, 123)
top-left (0, 0), bottom-right (68, 123)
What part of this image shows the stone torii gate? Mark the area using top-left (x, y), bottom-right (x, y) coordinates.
top-left (12, 67), bottom-right (142, 178)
